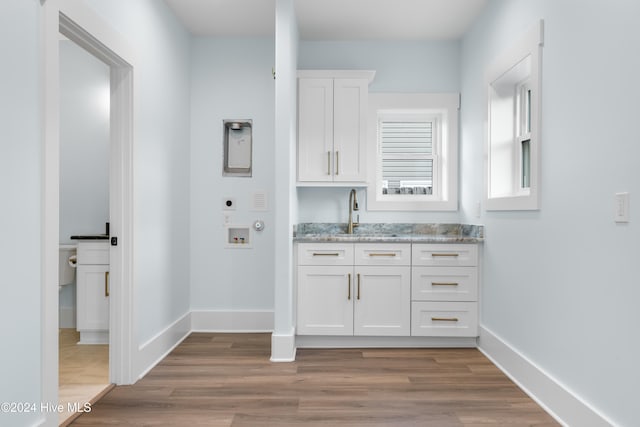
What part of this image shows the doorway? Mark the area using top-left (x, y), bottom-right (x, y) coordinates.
top-left (42, 3), bottom-right (134, 426)
top-left (57, 34), bottom-right (111, 425)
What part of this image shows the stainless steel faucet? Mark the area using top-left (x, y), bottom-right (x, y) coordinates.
top-left (347, 189), bottom-right (359, 234)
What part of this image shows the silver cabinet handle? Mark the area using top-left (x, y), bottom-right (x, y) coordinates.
top-left (368, 253), bottom-right (397, 257)
top-left (327, 151), bottom-right (331, 175)
top-left (105, 271), bottom-right (110, 297)
top-left (431, 317), bottom-right (458, 322)
top-left (312, 252), bottom-right (340, 257)
top-left (335, 151), bottom-right (339, 175)
top-left (431, 253), bottom-right (460, 258)
top-left (431, 282), bottom-right (459, 286)
top-left (357, 273), bottom-right (361, 300)
top-left (347, 273), bottom-right (351, 300)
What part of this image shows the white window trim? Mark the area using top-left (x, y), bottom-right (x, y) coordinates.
top-left (485, 20), bottom-right (543, 211)
top-left (367, 93), bottom-right (459, 211)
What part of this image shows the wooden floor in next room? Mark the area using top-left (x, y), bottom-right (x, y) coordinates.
top-left (69, 332), bottom-right (558, 426)
top-left (59, 329), bottom-right (111, 426)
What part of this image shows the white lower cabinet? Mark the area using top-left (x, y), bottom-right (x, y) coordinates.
top-left (297, 243), bottom-right (410, 336)
top-left (296, 242), bottom-right (479, 340)
top-left (76, 241), bottom-right (109, 344)
top-left (411, 244), bottom-right (479, 337)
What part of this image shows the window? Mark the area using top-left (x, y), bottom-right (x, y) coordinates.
top-left (486, 20), bottom-right (543, 210)
top-left (367, 93), bottom-right (458, 211)
top-left (380, 114), bottom-right (437, 196)
top-left (516, 82), bottom-right (531, 189)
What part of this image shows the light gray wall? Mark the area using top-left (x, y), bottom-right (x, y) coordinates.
top-left (59, 40), bottom-right (110, 244)
top-left (461, 1), bottom-right (640, 425)
top-left (0, 1), bottom-right (43, 425)
top-left (85, 0), bottom-right (192, 348)
top-left (296, 40), bottom-right (464, 224)
top-left (189, 37), bottom-right (276, 312)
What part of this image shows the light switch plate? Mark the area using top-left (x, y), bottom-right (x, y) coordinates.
top-left (614, 192), bottom-right (630, 223)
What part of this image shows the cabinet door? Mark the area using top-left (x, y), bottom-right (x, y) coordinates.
top-left (76, 264), bottom-right (110, 331)
top-left (298, 78), bottom-right (334, 182)
top-left (353, 266), bottom-right (410, 336)
top-left (297, 266), bottom-right (353, 335)
top-left (333, 78), bottom-right (367, 182)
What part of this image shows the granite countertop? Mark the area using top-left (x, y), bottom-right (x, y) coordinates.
top-left (293, 223), bottom-right (484, 243)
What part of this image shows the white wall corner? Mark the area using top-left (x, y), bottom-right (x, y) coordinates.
top-left (135, 312), bottom-right (191, 380)
top-left (270, 329), bottom-right (296, 362)
top-left (190, 310), bottom-right (274, 332)
top-left (478, 326), bottom-right (615, 427)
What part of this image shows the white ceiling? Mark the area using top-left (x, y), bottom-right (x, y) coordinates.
top-left (164, 0), bottom-right (488, 40)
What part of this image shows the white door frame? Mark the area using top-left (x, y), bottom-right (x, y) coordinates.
top-left (42, 1), bottom-right (134, 424)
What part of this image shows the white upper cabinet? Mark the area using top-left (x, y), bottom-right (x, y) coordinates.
top-left (297, 70), bottom-right (374, 184)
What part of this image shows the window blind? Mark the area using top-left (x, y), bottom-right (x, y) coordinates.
top-left (380, 121), bottom-right (434, 193)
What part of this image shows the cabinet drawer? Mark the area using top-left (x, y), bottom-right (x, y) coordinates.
top-left (412, 267), bottom-right (478, 302)
top-left (354, 243), bottom-right (411, 266)
top-left (77, 242), bottom-right (110, 265)
top-left (412, 244), bottom-right (477, 267)
top-left (411, 302), bottom-right (478, 337)
top-left (297, 243), bottom-right (354, 265)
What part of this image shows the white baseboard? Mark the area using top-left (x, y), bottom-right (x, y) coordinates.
top-left (59, 306), bottom-right (76, 329)
top-left (271, 329), bottom-right (296, 362)
top-left (478, 326), bottom-right (614, 427)
top-left (136, 312), bottom-right (191, 380)
top-left (190, 310), bottom-right (274, 332)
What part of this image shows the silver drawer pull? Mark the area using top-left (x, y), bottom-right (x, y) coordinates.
top-left (431, 253), bottom-right (460, 258)
top-left (312, 252), bottom-right (340, 257)
top-left (368, 253), bottom-right (397, 257)
top-left (431, 282), bottom-right (459, 286)
top-left (431, 317), bottom-right (459, 322)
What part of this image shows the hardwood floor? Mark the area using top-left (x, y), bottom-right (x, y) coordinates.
top-left (59, 329), bottom-right (111, 426)
top-left (71, 333), bottom-right (559, 426)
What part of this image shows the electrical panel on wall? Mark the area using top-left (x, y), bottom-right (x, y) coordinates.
top-left (223, 119), bottom-right (252, 177)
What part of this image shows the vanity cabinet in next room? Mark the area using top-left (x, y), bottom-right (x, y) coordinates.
top-left (76, 241), bottom-right (110, 344)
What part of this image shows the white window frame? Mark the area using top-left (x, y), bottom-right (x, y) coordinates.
top-left (367, 93), bottom-right (459, 211)
top-left (485, 20), bottom-right (543, 211)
